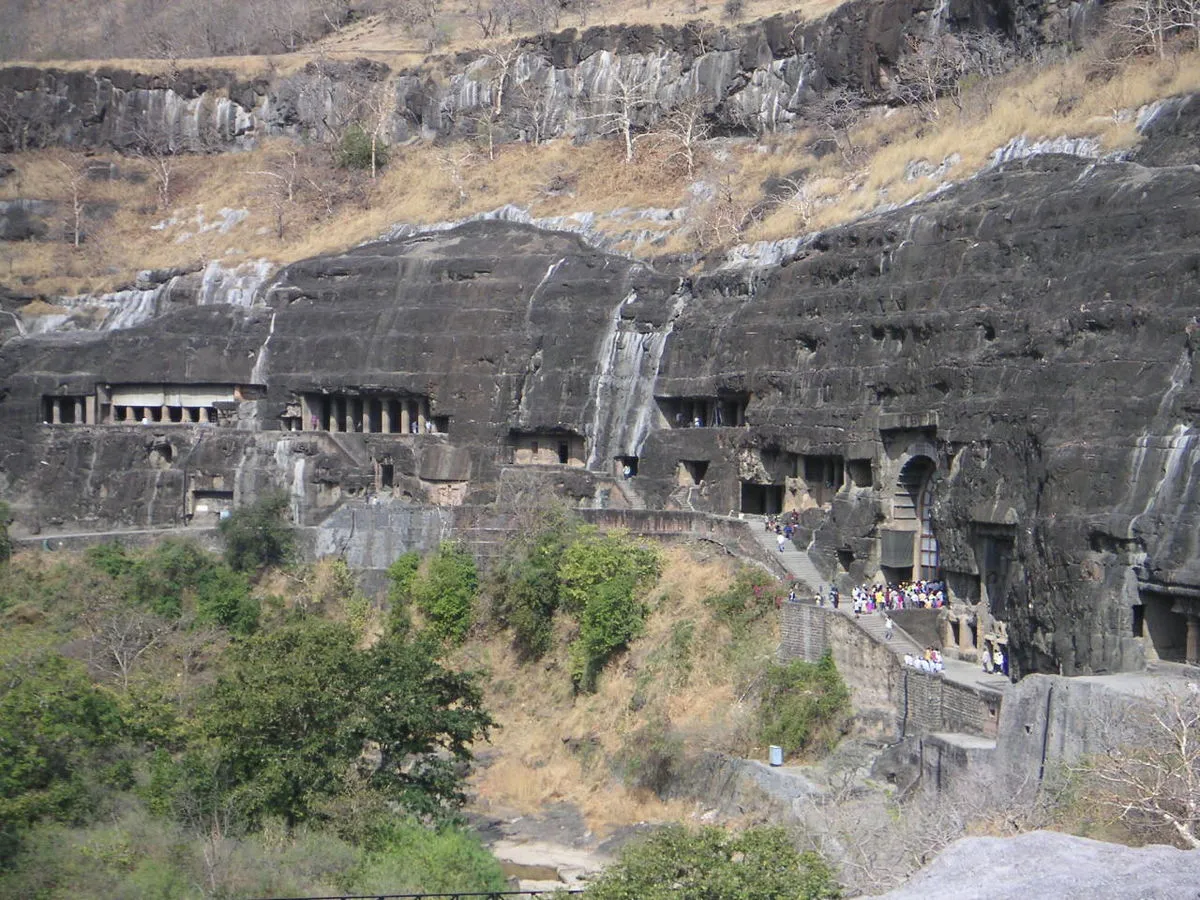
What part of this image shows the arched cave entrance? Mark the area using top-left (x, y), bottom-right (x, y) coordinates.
top-left (882, 455), bottom-right (940, 583)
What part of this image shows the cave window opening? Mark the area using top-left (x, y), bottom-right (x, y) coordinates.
top-left (616, 455), bottom-right (639, 478)
top-left (1131, 604), bottom-right (1145, 638)
top-left (677, 459), bottom-right (708, 486)
top-left (168, 407), bottom-right (183, 423)
top-left (837, 548), bottom-right (854, 572)
top-left (431, 415), bottom-right (450, 434)
top-left (558, 442), bottom-right (570, 465)
top-left (380, 463), bottom-right (394, 490)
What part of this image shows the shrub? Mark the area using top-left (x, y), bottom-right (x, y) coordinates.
top-left (492, 525), bottom-right (575, 660)
top-left (337, 124), bottom-right (389, 171)
top-left (569, 574), bottom-right (646, 693)
top-left (705, 566), bottom-right (783, 637)
top-left (759, 652), bottom-right (851, 759)
top-left (410, 544), bottom-right (478, 644)
top-left (352, 820), bottom-right (506, 895)
top-left (193, 564), bottom-right (259, 635)
top-left (218, 494), bottom-right (294, 573)
top-left (583, 824), bottom-right (840, 900)
top-left (614, 715), bottom-right (683, 797)
top-left (386, 551), bottom-right (421, 636)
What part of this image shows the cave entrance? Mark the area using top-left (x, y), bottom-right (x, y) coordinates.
top-left (1140, 595), bottom-right (1190, 663)
top-left (677, 459), bottom-right (709, 486)
top-left (615, 455), bottom-right (639, 478)
top-left (894, 456), bottom-right (940, 580)
top-left (741, 482), bottom-right (784, 515)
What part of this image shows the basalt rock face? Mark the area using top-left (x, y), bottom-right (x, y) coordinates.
top-left (0, 0), bottom-right (1086, 153)
top-left (4, 101), bottom-right (1200, 678)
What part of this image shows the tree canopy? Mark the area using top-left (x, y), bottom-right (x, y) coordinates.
top-left (201, 617), bottom-right (494, 827)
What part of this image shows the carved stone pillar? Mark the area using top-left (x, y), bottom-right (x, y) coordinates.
top-left (1187, 615), bottom-right (1200, 667)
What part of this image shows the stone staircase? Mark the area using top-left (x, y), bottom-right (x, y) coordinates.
top-left (750, 522), bottom-right (826, 593)
top-left (851, 609), bottom-right (926, 659)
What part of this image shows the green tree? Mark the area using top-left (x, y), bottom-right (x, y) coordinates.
top-left (556, 530), bottom-right (660, 692)
top-left (201, 618), bottom-right (493, 828)
top-left (557, 528), bottom-right (660, 615)
top-left (583, 824), bottom-right (840, 900)
top-left (410, 543), bottom-right (478, 644)
top-left (492, 520), bottom-right (576, 660)
top-left (759, 652), bottom-right (851, 759)
top-left (570, 574), bottom-right (646, 692)
top-left (386, 551), bottom-right (421, 636)
top-left (218, 494), bottom-right (294, 572)
top-left (0, 653), bottom-right (123, 832)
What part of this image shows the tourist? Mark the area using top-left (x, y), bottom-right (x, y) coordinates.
top-left (777, 532), bottom-right (787, 553)
top-left (884, 615), bottom-right (894, 641)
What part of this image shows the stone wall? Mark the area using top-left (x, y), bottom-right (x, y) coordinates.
top-left (780, 603), bottom-right (1000, 739)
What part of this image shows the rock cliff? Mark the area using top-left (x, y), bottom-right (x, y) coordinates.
top-left (3, 68), bottom-right (1200, 679)
top-left (0, 0), bottom-right (1091, 153)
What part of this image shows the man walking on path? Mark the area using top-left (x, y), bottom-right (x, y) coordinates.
top-left (884, 614), bottom-right (894, 641)
top-left (777, 532), bottom-right (787, 553)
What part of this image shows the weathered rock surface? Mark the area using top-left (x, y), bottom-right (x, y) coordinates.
top-left (0, 0), bottom-right (1085, 153)
top-left (3, 92), bottom-right (1200, 679)
top-left (872, 831), bottom-right (1200, 900)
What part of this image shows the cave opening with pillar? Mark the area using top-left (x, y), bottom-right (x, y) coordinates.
top-left (1137, 588), bottom-right (1200, 665)
top-left (740, 482), bottom-right (784, 515)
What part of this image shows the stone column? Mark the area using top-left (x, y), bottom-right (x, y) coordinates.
top-left (161, 404), bottom-right (170, 424)
top-left (417, 399), bottom-right (427, 434)
top-left (329, 397), bottom-right (341, 433)
top-left (400, 402), bottom-right (411, 435)
top-left (85, 395), bottom-right (96, 425)
top-left (51, 398), bottom-right (62, 424)
top-left (1187, 615), bottom-right (1200, 667)
top-left (361, 400), bottom-right (371, 434)
top-left (959, 616), bottom-right (976, 654)
top-left (300, 395), bottom-right (311, 431)
top-left (382, 400), bottom-right (393, 434)
top-left (74, 398), bottom-right (85, 424)
top-left (941, 616), bottom-right (955, 651)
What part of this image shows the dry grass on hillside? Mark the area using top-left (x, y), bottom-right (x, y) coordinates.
top-left (455, 545), bottom-right (774, 833)
top-left (5, 46), bottom-right (1199, 300)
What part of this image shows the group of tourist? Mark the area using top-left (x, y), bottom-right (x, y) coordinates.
top-left (905, 647), bottom-right (945, 674)
top-left (848, 579), bottom-right (946, 614)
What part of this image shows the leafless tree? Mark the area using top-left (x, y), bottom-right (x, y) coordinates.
top-left (894, 31), bottom-right (1012, 122)
top-left (585, 66), bottom-right (658, 163)
top-left (800, 85), bottom-right (866, 163)
top-left (1073, 683), bottom-right (1200, 849)
top-left (380, 0), bottom-right (448, 50)
top-left (1175, 0), bottom-right (1200, 49)
top-left (1112, 0), bottom-right (1176, 56)
top-left (86, 606), bottom-right (172, 690)
top-left (247, 149), bottom-right (301, 238)
top-left (515, 73), bottom-right (556, 145)
top-left (437, 148), bottom-right (478, 206)
top-left (56, 159), bottom-right (86, 249)
top-left (466, 0), bottom-right (502, 37)
top-left (640, 96), bottom-right (711, 177)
